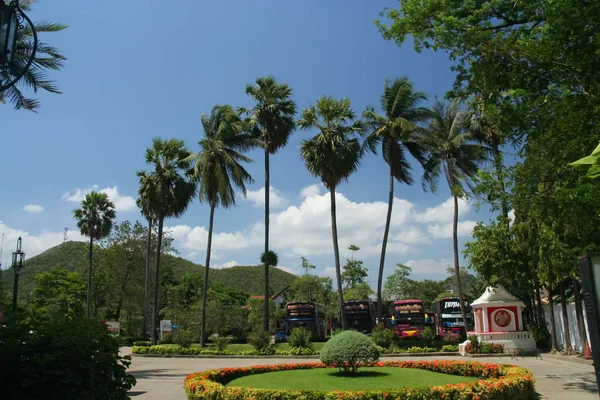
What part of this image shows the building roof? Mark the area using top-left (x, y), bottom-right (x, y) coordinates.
top-left (472, 285), bottom-right (524, 306)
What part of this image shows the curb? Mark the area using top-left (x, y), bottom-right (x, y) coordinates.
top-left (130, 352), bottom-right (461, 359)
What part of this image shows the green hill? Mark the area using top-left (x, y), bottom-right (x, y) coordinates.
top-left (0, 241), bottom-right (297, 299)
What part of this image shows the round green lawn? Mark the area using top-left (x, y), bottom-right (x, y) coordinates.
top-left (225, 367), bottom-right (478, 391)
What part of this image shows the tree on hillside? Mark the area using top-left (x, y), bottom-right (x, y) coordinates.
top-left (139, 138), bottom-right (197, 344)
top-left (73, 191), bottom-right (116, 318)
top-left (383, 263), bottom-right (412, 301)
top-left (363, 77), bottom-right (430, 323)
top-left (341, 245), bottom-right (368, 289)
top-left (191, 104), bottom-right (257, 346)
top-left (422, 99), bottom-right (488, 328)
top-left (241, 76), bottom-right (297, 332)
top-left (31, 269), bottom-right (85, 317)
top-left (1, 0), bottom-right (67, 111)
top-left (299, 96), bottom-right (364, 330)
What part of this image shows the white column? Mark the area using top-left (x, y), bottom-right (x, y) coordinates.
top-left (482, 306), bottom-right (489, 332)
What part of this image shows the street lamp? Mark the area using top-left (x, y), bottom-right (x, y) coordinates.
top-left (11, 236), bottom-right (25, 312)
top-left (0, 1), bottom-right (37, 92)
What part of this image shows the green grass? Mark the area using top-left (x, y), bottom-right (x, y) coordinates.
top-left (225, 367), bottom-right (478, 391)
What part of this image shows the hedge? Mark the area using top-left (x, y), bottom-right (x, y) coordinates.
top-left (184, 360), bottom-right (536, 400)
top-left (132, 345), bottom-right (315, 356)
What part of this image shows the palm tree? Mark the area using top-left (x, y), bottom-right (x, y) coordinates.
top-left (191, 104), bottom-right (257, 347)
top-left (136, 171), bottom-right (156, 339)
top-left (0, 0), bottom-right (67, 111)
top-left (140, 138), bottom-right (197, 344)
top-left (73, 191), bottom-right (116, 318)
top-left (299, 96), bottom-right (364, 330)
top-left (363, 77), bottom-right (431, 324)
top-left (243, 76), bottom-right (297, 332)
top-left (422, 99), bottom-right (488, 328)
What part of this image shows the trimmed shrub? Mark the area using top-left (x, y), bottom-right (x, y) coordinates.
top-left (133, 345), bottom-right (199, 355)
top-left (289, 347), bottom-right (316, 355)
top-left (158, 333), bottom-right (174, 344)
top-left (371, 326), bottom-right (395, 349)
top-left (407, 346), bottom-right (437, 353)
top-left (247, 328), bottom-right (272, 351)
top-left (468, 334), bottom-right (480, 352)
top-left (174, 329), bottom-right (196, 348)
top-left (443, 331), bottom-right (461, 345)
top-left (480, 342), bottom-right (505, 354)
top-left (184, 360), bottom-right (537, 400)
top-left (212, 335), bottom-right (230, 352)
top-left (420, 326), bottom-right (436, 346)
top-left (320, 330), bottom-right (379, 374)
top-left (288, 327), bottom-right (312, 349)
top-left (133, 341), bottom-right (152, 347)
top-left (441, 344), bottom-right (459, 352)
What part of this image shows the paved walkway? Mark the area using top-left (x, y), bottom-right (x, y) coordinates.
top-left (122, 348), bottom-right (598, 400)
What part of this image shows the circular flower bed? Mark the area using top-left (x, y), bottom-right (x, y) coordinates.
top-left (184, 360), bottom-right (536, 400)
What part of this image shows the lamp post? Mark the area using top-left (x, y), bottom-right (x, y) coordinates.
top-left (11, 236), bottom-right (25, 312)
top-left (0, 0), bottom-right (37, 92)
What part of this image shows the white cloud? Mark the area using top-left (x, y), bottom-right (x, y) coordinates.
top-left (413, 197), bottom-right (470, 223)
top-left (213, 260), bottom-right (239, 269)
top-left (245, 186), bottom-right (286, 209)
top-left (321, 266), bottom-right (337, 278)
top-left (23, 204), bottom-right (44, 213)
top-left (62, 185), bottom-right (136, 212)
top-left (404, 258), bottom-right (454, 278)
top-left (277, 265), bottom-right (301, 275)
top-left (427, 220), bottom-right (478, 238)
top-left (508, 209), bottom-right (515, 227)
top-left (300, 184), bottom-right (321, 198)
top-left (0, 221), bottom-right (85, 268)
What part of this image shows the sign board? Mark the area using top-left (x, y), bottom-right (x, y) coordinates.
top-left (100, 320), bottom-right (120, 335)
top-left (160, 320), bottom-right (172, 339)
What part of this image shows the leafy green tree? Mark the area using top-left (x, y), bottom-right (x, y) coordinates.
top-left (301, 256), bottom-right (316, 275)
top-left (299, 96), bottom-right (364, 329)
top-left (138, 138), bottom-right (196, 344)
top-left (73, 191), bottom-right (116, 318)
top-left (191, 104), bottom-right (257, 346)
top-left (422, 99), bottom-right (488, 326)
top-left (382, 263), bottom-right (412, 301)
top-left (242, 76), bottom-right (297, 332)
top-left (341, 245), bottom-right (368, 289)
top-left (363, 77), bottom-right (430, 322)
top-left (31, 269), bottom-right (85, 317)
top-left (344, 282), bottom-right (374, 301)
top-left (0, 0), bottom-right (67, 111)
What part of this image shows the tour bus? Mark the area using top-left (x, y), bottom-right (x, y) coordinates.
top-left (392, 299), bottom-right (425, 338)
top-left (431, 297), bottom-right (473, 337)
top-left (284, 301), bottom-right (327, 340)
top-left (343, 300), bottom-right (375, 334)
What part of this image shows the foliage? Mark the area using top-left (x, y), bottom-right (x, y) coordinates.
top-left (1, 312), bottom-right (136, 400)
top-left (443, 331), bottom-right (462, 345)
top-left (260, 250), bottom-right (279, 268)
top-left (288, 327), bottom-right (312, 349)
top-left (73, 191), bottom-right (117, 242)
top-left (344, 282), bottom-right (374, 301)
top-left (531, 323), bottom-right (551, 351)
top-left (247, 328), bottom-right (272, 352)
top-left (468, 335), bottom-right (480, 352)
top-left (212, 335), bottom-right (230, 352)
top-left (0, 0), bottom-right (68, 111)
top-left (319, 331), bottom-right (380, 374)
top-left (247, 297), bottom-right (278, 331)
top-left (184, 361), bottom-right (536, 400)
top-left (465, 342), bottom-right (505, 355)
top-left (370, 326), bottom-right (395, 349)
top-left (133, 345), bottom-right (199, 355)
top-left (31, 268), bottom-right (85, 317)
top-left (441, 345), bottom-right (459, 352)
top-left (289, 347), bottom-right (316, 355)
top-left (341, 245), bottom-right (368, 289)
top-left (133, 341), bottom-right (151, 347)
top-left (158, 333), bottom-right (174, 344)
top-left (289, 274), bottom-right (336, 314)
top-left (301, 256), bottom-right (316, 274)
top-left (406, 346), bottom-right (437, 353)
top-left (174, 329), bottom-right (196, 348)
top-left (420, 327), bottom-right (436, 346)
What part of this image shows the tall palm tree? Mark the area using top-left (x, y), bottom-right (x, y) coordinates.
top-left (363, 77), bottom-right (431, 324)
top-left (73, 191), bottom-right (116, 318)
top-left (0, 0), bottom-right (67, 111)
top-left (136, 171), bottom-right (156, 339)
top-left (140, 138), bottom-right (197, 344)
top-left (299, 96), bottom-right (364, 330)
top-left (243, 76), bottom-right (297, 332)
top-left (192, 104), bottom-right (257, 347)
top-left (422, 99), bottom-right (488, 328)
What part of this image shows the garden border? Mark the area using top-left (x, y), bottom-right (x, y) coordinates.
top-left (184, 360), bottom-right (536, 400)
top-left (132, 352), bottom-right (462, 359)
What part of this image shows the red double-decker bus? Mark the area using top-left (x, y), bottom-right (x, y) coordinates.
top-left (393, 299), bottom-right (425, 338)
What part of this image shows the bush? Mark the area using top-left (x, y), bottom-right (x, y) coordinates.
top-left (133, 341), bottom-right (151, 347)
top-left (289, 347), bottom-right (316, 355)
top-left (331, 328), bottom-right (343, 336)
top-left (212, 335), bottom-right (230, 352)
top-left (1, 313), bottom-right (136, 400)
top-left (406, 346), bottom-right (437, 353)
top-left (371, 326), bottom-right (395, 349)
top-left (184, 361), bottom-right (537, 400)
top-left (468, 334), bottom-right (480, 352)
top-left (133, 345), bottom-right (199, 355)
top-left (288, 327), bottom-right (312, 349)
top-left (531, 323), bottom-right (551, 350)
top-left (158, 333), bottom-right (174, 344)
top-left (420, 327), bottom-right (436, 346)
top-left (174, 329), bottom-right (196, 348)
top-left (119, 336), bottom-right (135, 346)
top-left (480, 342), bottom-right (505, 354)
top-left (441, 344), bottom-right (459, 352)
top-left (320, 330), bottom-right (380, 374)
top-left (247, 328), bottom-right (272, 351)
top-left (442, 331), bottom-right (461, 345)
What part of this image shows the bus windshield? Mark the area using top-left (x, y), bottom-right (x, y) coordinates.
top-left (393, 302), bottom-right (424, 326)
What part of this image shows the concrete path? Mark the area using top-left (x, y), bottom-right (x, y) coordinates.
top-left (121, 348), bottom-right (598, 400)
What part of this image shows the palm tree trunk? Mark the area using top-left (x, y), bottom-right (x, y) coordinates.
top-left (452, 194), bottom-right (469, 332)
top-left (548, 285), bottom-right (559, 352)
top-left (87, 236), bottom-right (93, 319)
top-left (329, 188), bottom-right (347, 330)
top-left (151, 217), bottom-right (164, 345)
top-left (559, 279), bottom-right (573, 354)
top-left (200, 204), bottom-right (215, 347)
top-left (142, 219), bottom-right (152, 338)
top-left (534, 274), bottom-right (545, 325)
top-left (572, 278), bottom-right (588, 350)
top-left (263, 149), bottom-right (270, 332)
top-left (377, 167), bottom-right (394, 325)
top-left (492, 144), bottom-right (509, 220)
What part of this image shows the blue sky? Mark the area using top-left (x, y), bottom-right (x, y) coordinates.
top-left (0, 0), bottom-right (497, 282)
